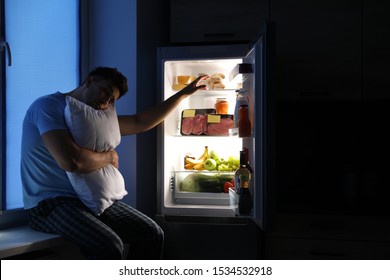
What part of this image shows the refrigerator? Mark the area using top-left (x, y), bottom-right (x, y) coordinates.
top-left (156, 23), bottom-right (275, 259)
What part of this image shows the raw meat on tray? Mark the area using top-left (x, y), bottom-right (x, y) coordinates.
top-left (180, 109), bottom-right (233, 136)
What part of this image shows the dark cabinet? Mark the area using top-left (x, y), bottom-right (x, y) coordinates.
top-left (270, 0), bottom-right (362, 100)
top-left (271, 0), bottom-right (390, 254)
top-left (170, 0), bottom-right (269, 43)
top-left (266, 236), bottom-right (390, 259)
top-left (363, 0), bottom-right (390, 99)
top-left (167, 0), bottom-right (390, 260)
top-left (266, 214), bottom-right (390, 259)
top-left (155, 216), bottom-right (263, 260)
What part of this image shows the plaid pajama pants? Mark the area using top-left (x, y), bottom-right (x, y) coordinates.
top-left (28, 197), bottom-right (164, 259)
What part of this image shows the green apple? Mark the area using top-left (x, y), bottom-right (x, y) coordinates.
top-left (204, 158), bottom-right (217, 171)
top-left (209, 150), bottom-right (220, 163)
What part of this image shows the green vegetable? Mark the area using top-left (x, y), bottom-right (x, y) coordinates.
top-left (180, 173), bottom-right (200, 192)
top-left (217, 173), bottom-right (234, 184)
top-left (180, 172), bottom-right (233, 193)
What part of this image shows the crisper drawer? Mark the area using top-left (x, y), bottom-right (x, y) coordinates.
top-left (171, 171), bottom-right (235, 206)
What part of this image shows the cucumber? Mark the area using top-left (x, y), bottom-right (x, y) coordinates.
top-left (217, 173), bottom-right (234, 181)
top-left (197, 178), bottom-right (220, 188)
top-left (197, 176), bottom-right (224, 193)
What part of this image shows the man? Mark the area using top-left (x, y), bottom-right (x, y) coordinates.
top-left (21, 67), bottom-right (207, 259)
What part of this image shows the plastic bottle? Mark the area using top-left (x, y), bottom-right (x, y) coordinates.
top-left (238, 104), bottom-right (251, 137)
top-left (238, 175), bottom-right (253, 215)
top-left (234, 89), bottom-right (248, 128)
top-left (234, 150), bottom-right (251, 195)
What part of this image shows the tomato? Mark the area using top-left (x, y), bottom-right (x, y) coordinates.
top-left (230, 178), bottom-right (235, 186)
top-left (223, 181), bottom-right (234, 193)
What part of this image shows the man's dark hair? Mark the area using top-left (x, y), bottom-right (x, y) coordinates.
top-left (88, 67), bottom-right (128, 98)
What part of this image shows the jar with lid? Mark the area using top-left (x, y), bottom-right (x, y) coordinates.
top-left (214, 98), bottom-right (229, 114)
top-left (234, 89), bottom-right (248, 128)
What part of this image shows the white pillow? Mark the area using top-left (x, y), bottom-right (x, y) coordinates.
top-left (64, 96), bottom-right (127, 215)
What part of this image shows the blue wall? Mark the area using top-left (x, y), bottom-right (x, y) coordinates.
top-left (88, 0), bottom-right (137, 207)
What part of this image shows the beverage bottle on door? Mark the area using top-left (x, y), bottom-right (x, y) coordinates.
top-left (238, 175), bottom-right (253, 215)
top-left (234, 150), bottom-right (251, 195)
top-left (238, 104), bottom-right (251, 137)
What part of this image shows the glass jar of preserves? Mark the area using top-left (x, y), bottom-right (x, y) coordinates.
top-left (214, 98), bottom-right (229, 114)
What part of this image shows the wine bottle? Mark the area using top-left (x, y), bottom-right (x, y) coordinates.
top-left (238, 175), bottom-right (253, 215)
top-left (234, 150), bottom-right (251, 195)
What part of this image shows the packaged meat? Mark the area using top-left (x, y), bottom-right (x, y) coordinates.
top-left (180, 109), bottom-right (233, 136)
top-left (206, 114), bottom-right (234, 136)
top-left (180, 109), bottom-right (216, 136)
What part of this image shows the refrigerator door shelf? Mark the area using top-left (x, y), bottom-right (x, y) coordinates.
top-left (229, 63), bottom-right (254, 82)
top-left (229, 188), bottom-right (240, 215)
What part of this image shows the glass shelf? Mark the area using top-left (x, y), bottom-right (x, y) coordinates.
top-left (171, 89), bottom-right (239, 96)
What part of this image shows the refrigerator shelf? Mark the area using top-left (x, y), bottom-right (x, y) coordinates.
top-left (193, 89), bottom-right (238, 96)
top-left (171, 89), bottom-right (238, 95)
top-left (172, 134), bottom-right (239, 137)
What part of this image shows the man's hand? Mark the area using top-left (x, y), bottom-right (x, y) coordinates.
top-left (42, 129), bottom-right (120, 173)
top-left (118, 75), bottom-right (210, 136)
top-left (178, 75), bottom-right (209, 97)
top-left (109, 150), bottom-right (119, 169)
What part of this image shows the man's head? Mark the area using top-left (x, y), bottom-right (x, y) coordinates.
top-left (84, 67), bottom-right (128, 109)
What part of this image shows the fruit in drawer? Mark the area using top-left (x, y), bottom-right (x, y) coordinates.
top-left (209, 150), bottom-right (220, 163)
top-left (184, 146), bottom-right (209, 170)
top-left (204, 158), bottom-right (217, 171)
top-left (192, 162), bottom-right (205, 170)
top-left (198, 145), bottom-right (209, 162)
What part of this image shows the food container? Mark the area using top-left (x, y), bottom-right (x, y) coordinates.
top-left (180, 108), bottom-right (216, 135)
top-left (180, 109), bottom-right (233, 136)
top-left (214, 98), bottom-right (229, 114)
top-left (206, 114), bottom-right (234, 136)
top-left (171, 171), bottom-right (234, 205)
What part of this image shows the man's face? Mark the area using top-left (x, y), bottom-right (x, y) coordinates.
top-left (86, 78), bottom-right (120, 110)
